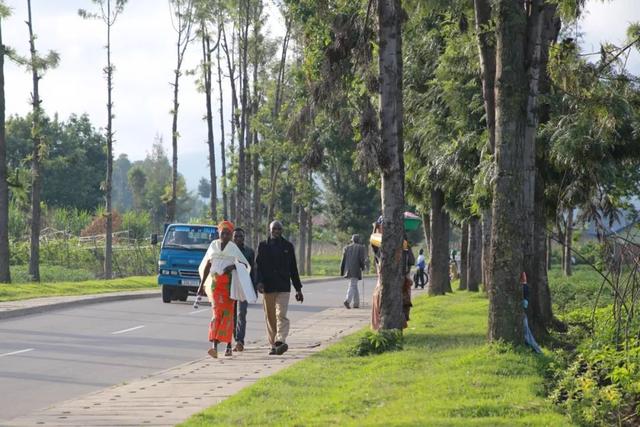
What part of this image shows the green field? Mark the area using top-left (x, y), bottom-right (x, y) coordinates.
top-left (181, 291), bottom-right (572, 427)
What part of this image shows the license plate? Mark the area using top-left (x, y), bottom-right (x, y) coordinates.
top-left (182, 279), bottom-right (199, 286)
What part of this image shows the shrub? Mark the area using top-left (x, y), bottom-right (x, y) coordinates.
top-left (350, 329), bottom-right (403, 356)
top-left (122, 211), bottom-right (152, 240)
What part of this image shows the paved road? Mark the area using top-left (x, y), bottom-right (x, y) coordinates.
top-left (0, 278), bottom-right (372, 423)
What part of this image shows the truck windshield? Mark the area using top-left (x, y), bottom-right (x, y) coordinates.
top-left (162, 225), bottom-right (218, 250)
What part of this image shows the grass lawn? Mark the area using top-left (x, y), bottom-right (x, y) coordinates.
top-left (181, 291), bottom-right (572, 426)
top-left (0, 276), bottom-right (157, 302)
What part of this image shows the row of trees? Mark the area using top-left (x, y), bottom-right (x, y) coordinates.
top-left (0, 0), bottom-right (382, 283)
top-left (280, 0), bottom-right (640, 344)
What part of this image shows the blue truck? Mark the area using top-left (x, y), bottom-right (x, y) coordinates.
top-left (153, 223), bottom-right (218, 303)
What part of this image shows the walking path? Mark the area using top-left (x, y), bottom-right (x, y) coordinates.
top-left (2, 288), bottom-right (370, 426)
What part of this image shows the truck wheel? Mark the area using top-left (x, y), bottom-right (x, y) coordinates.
top-left (162, 285), bottom-right (173, 303)
top-left (178, 289), bottom-right (188, 301)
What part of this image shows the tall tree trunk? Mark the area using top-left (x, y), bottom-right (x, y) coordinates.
top-left (306, 204), bottom-right (312, 276)
top-left (250, 1), bottom-right (262, 247)
top-left (428, 189), bottom-right (450, 296)
top-left (222, 25), bottom-right (240, 224)
top-left (216, 23), bottom-right (227, 220)
top-left (236, 0), bottom-right (250, 229)
top-left (468, 216), bottom-right (482, 292)
top-left (0, 14), bottom-right (11, 283)
top-left (474, 0), bottom-right (496, 293)
top-left (547, 234), bottom-right (552, 270)
top-left (459, 221), bottom-right (468, 291)
top-left (104, 0), bottom-right (114, 279)
top-left (564, 207), bottom-right (573, 276)
top-left (422, 211), bottom-right (431, 251)
top-left (377, 0), bottom-right (405, 330)
top-left (202, 21), bottom-right (218, 221)
top-left (521, 0), bottom-right (545, 338)
top-left (297, 205), bottom-right (306, 275)
top-left (27, 0), bottom-right (42, 282)
top-left (528, 4), bottom-right (560, 337)
top-left (488, 0), bottom-right (528, 345)
top-left (481, 212), bottom-right (491, 290)
top-left (528, 171), bottom-right (554, 337)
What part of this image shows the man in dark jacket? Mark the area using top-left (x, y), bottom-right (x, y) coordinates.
top-left (340, 234), bottom-right (366, 309)
top-left (256, 220), bottom-right (304, 355)
top-left (232, 228), bottom-right (255, 353)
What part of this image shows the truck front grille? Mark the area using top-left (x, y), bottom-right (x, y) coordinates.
top-left (179, 270), bottom-right (200, 278)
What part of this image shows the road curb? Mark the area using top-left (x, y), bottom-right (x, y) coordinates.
top-left (0, 276), bottom-right (350, 320)
top-left (0, 290), bottom-right (158, 320)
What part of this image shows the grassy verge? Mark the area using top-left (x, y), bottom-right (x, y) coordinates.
top-left (0, 276), bottom-right (157, 302)
top-left (181, 291), bottom-right (572, 426)
top-left (11, 265), bottom-right (95, 284)
top-left (307, 254), bottom-right (341, 276)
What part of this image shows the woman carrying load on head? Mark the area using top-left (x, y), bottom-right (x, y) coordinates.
top-left (197, 220), bottom-right (250, 358)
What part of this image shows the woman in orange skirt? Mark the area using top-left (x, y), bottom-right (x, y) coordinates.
top-left (198, 220), bottom-right (249, 358)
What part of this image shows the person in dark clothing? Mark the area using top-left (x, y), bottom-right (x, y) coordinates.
top-left (340, 234), bottom-right (367, 309)
top-left (232, 228), bottom-right (255, 352)
top-left (256, 220), bottom-right (304, 355)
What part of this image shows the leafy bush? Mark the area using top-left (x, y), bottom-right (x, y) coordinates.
top-left (350, 329), bottom-right (403, 356)
top-left (549, 341), bottom-right (640, 426)
top-left (122, 211), bottom-right (152, 240)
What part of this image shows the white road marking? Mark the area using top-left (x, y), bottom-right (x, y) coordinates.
top-left (188, 309), bottom-right (205, 315)
top-left (0, 348), bottom-right (34, 358)
top-left (111, 325), bottom-right (145, 335)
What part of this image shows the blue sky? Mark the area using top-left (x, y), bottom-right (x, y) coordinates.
top-left (2, 0), bottom-right (639, 192)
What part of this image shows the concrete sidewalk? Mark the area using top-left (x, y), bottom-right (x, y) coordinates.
top-left (4, 306), bottom-right (370, 427)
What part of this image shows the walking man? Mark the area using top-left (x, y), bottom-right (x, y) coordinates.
top-left (256, 220), bottom-right (304, 355)
top-left (340, 234), bottom-right (366, 309)
top-left (415, 248), bottom-right (426, 289)
top-left (232, 228), bottom-right (255, 352)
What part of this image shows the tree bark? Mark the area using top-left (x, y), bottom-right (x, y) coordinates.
top-left (546, 234), bottom-right (552, 270)
top-left (0, 14), bottom-right (11, 283)
top-left (459, 221), bottom-right (468, 290)
top-left (564, 207), bottom-right (573, 276)
top-left (488, 0), bottom-right (528, 345)
top-left (216, 22), bottom-right (227, 220)
top-left (202, 21), bottom-right (218, 221)
top-left (468, 216), bottom-right (482, 292)
top-left (104, 0), bottom-right (114, 279)
top-left (428, 189), bottom-right (450, 296)
top-left (306, 204), bottom-right (312, 276)
top-left (377, 0), bottom-right (405, 330)
top-left (297, 205), bottom-right (307, 275)
top-left (473, 0), bottom-right (496, 294)
top-left (481, 211), bottom-right (491, 290)
top-left (27, 0), bottom-right (42, 282)
top-left (421, 211), bottom-right (431, 251)
top-left (221, 25), bottom-right (239, 223)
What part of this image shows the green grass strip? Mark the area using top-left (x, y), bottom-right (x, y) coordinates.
top-left (0, 276), bottom-right (157, 302)
top-left (181, 291), bottom-right (573, 427)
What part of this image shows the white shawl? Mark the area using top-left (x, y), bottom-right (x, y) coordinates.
top-left (198, 240), bottom-right (257, 303)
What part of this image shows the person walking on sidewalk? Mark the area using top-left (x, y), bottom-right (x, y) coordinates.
top-left (232, 227), bottom-right (255, 353)
top-left (340, 234), bottom-right (366, 309)
top-left (198, 220), bottom-right (250, 358)
top-left (256, 220), bottom-right (304, 356)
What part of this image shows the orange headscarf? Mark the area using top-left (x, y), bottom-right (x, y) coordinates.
top-left (218, 220), bottom-right (234, 233)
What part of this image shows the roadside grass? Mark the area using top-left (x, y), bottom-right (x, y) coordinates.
top-left (0, 276), bottom-right (157, 302)
top-left (11, 265), bottom-right (95, 284)
top-left (306, 254), bottom-right (341, 276)
top-left (181, 291), bottom-right (572, 427)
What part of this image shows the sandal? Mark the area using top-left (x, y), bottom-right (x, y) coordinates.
top-left (207, 348), bottom-right (218, 359)
top-left (224, 347), bottom-right (233, 357)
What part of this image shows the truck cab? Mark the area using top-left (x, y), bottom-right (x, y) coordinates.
top-left (156, 223), bottom-right (218, 303)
